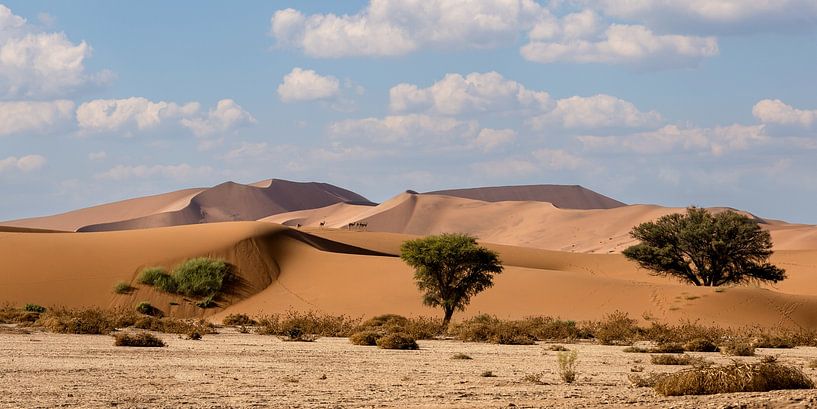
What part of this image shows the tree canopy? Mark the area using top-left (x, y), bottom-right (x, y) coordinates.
top-left (400, 233), bottom-right (503, 326)
top-left (622, 207), bottom-right (785, 286)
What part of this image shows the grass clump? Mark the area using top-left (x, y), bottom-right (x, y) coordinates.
top-left (138, 267), bottom-right (171, 287)
top-left (376, 332), bottom-right (419, 350)
top-left (38, 308), bottom-right (138, 334)
top-left (135, 301), bottom-right (162, 317)
top-left (651, 354), bottom-right (692, 365)
top-left (654, 362), bottom-right (815, 396)
top-left (113, 282), bottom-right (134, 294)
top-left (721, 340), bottom-right (756, 356)
top-left (24, 304), bottom-right (46, 313)
top-left (113, 332), bottom-right (166, 347)
top-left (195, 294), bottom-right (216, 309)
top-left (349, 330), bottom-right (381, 346)
top-left (451, 353), bottom-right (472, 360)
top-left (557, 350), bottom-right (578, 383)
top-left (171, 257), bottom-right (231, 298)
top-left (222, 313), bottom-right (256, 326)
top-left (683, 338), bottom-right (719, 352)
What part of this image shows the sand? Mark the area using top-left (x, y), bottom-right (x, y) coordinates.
top-left (1, 328), bottom-right (816, 408)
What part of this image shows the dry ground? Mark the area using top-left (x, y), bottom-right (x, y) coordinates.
top-left (2, 328), bottom-right (817, 408)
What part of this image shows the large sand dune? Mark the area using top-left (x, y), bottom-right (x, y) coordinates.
top-left (425, 184), bottom-right (626, 209)
top-left (2, 222), bottom-right (817, 330)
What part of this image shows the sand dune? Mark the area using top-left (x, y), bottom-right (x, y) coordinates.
top-left (2, 179), bottom-right (374, 232)
top-left (425, 184), bottom-right (626, 209)
top-left (272, 192), bottom-right (817, 253)
top-left (2, 222), bottom-right (817, 330)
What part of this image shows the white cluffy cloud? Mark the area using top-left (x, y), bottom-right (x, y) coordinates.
top-left (0, 154), bottom-right (46, 173)
top-left (329, 114), bottom-right (477, 144)
top-left (270, 0), bottom-right (545, 57)
top-left (390, 71), bottom-right (551, 115)
top-left (0, 100), bottom-right (74, 136)
top-left (474, 128), bottom-right (516, 152)
top-left (579, 124), bottom-right (767, 156)
top-left (0, 4), bottom-right (110, 98)
top-left (752, 99), bottom-right (817, 128)
top-left (95, 163), bottom-right (213, 181)
top-left (76, 97), bottom-right (254, 136)
top-left (277, 67), bottom-right (340, 102)
top-left (390, 71), bottom-right (660, 130)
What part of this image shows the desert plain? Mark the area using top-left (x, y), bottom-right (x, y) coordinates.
top-left (2, 180), bottom-right (817, 408)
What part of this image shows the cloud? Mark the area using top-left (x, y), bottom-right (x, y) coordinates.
top-left (521, 23), bottom-right (718, 67)
top-left (389, 71), bottom-right (551, 115)
top-left (270, 1), bottom-right (545, 58)
top-left (532, 148), bottom-right (590, 170)
top-left (471, 158), bottom-right (538, 178)
top-left (76, 97), bottom-right (199, 133)
top-left (277, 67), bottom-right (341, 102)
top-left (88, 151), bottom-right (107, 161)
top-left (529, 94), bottom-right (662, 129)
top-left (0, 4), bottom-right (110, 98)
top-left (474, 128), bottom-right (516, 151)
top-left (179, 99), bottom-right (255, 136)
top-left (329, 114), bottom-right (478, 144)
top-left (0, 154), bottom-right (46, 173)
top-left (752, 99), bottom-right (817, 127)
top-left (0, 100), bottom-right (74, 136)
top-left (578, 124), bottom-right (767, 155)
top-left (94, 163), bottom-right (213, 181)
top-left (587, 0), bottom-right (817, 34)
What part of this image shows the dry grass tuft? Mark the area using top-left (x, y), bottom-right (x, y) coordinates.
top-left (683, 338), bottom-right (719, 352)
top-left (651, 354), bottom-right (692, 365)
top-left (654, 362), bottom-right (815, 396)
top-left (113, 332), bottom-right (165, 347)
top-left (37, 308), bottom-right (138, 334)
top-left (557, 350), bottom-right (578, 383)
top-left (650, 343), bottom-right (685, 353)
top-left (222, 313), bottom-right (256, 326)
top-left (133, 316), bottom-right (216, 335)
top-left (349, 330), bottom-right (380, 346)
top-left (592, 311), bottom-right (637, 345)
top-left (451, 353), bottom-right (472, 360)
top-left (752, 336), bottom-right (795, 349)
top-left (548, 345), bottom-right (569, 351)
top-left (721, 340), bottom-right (756, 356)
top-left (256, 311), bottom-right (360, 338)
top-left (376, 332), bottom-right (418, 350)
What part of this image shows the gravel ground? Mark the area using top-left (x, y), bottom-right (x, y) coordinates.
top-left (1, 327), bottom-right (817, 408)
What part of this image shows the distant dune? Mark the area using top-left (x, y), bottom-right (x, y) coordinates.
top-left (425, 184), bottom-right (626, 209)
top-left (2, 179), bottom-right (374, 232)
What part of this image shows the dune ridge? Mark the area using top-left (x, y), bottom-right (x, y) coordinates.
top-left (425, 184), bottom-right (626, 209)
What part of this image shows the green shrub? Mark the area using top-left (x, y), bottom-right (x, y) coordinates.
top-left (23, 304), bottom-right (46, 313)
top-left (684, 338), bottom-right (719, 352)
top-left (171, 257), bottom-right (231, 297)
top-left (721, 340), bottom-right (756, 356)
top-left (223, 313), bottom-right (256, 326)
top-left (114, 282), bottom-right (134, 294)
top-left (376, 333), bottom-right (418, 350)
top-left (654, 362), bottom-right (814, 396)
top-left (651, 354), bottom-right (692, 365)
top-left (557, 350), bottom-right (578, 383)
top-left (138, 267), bottom-right (169, 285)
top-left (113, 332), bottom-right (165, 347)
top-left (349, 330), bottom-right (381, 346)
top-left (135, 301), bottom-right (162, 317)
top-left (195, 294), bottom-right (216, 309)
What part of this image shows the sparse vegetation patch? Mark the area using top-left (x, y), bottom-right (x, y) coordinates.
top-left (113, 332), bottom-right (166, 347)
top-left (654, 362), bottom-right (814, 396)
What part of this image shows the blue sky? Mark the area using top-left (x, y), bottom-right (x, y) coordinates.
top-left (1, 1), bottom-right (817, 223)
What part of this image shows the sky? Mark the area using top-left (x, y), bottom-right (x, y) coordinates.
top-left (1, 1), bottom-right (817, 223)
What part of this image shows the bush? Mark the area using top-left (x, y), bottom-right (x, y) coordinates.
top-left (359, 314), bottom-right (442, 340)
top-left (548, 345), bottom-right (569, 351)
top-left (133, 316), bottom-right (216, 335)
top-left (24, 304), bottom-right (46, 313)
top-left (171, 258), bottom-right (231, 298)
top-left (113, 332), bottom-right (166, 347)
top-left (38, 308), bottom-right (138, 334)
top-left (651, 354), bottom-right (692, 365)
top-left (450, 314), bottom-right (536, 345)
top-left (256, 311), bottom-right (360, 338)
top-left (0, 305), bottom-right (40, 324)
top-left (654, 362), bottom-right (814, 396)
top-left (593, 311), bottom-right (638, 345)
top-left (684, 338), bottom-right (719, 352)
top-left (135, 301), bottom-right (162, 317)
top-left (138, 267), bottom-right (169, 286)
top-left (752, 336), bottom-right (795, 349)
top-left (223, 313), bottom-right (256, 326)
top-left (114, 282), bottom-right (134, 294)
top-left (623, 346), bottom-right (650, 353)
top-left (651, 343), bottom-right (685, 353)
top-left (519, 316), bottom-right (586, 341)
top-left (557, 350), bottom-right (578, 383)
top-left (721, 340), bottom-right (756, 356)
top-left (349, 330), bottom-right (381, 346)
top-left (376, 332), bottom-right (419, 350)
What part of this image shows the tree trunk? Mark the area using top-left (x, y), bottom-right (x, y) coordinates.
top-left (442, 308), bottom-right (454, 328)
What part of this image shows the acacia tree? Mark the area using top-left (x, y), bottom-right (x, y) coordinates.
top-left (400, 233), bottom-right (503, 326)
top-left (623, 207), bottom-right (786, 286)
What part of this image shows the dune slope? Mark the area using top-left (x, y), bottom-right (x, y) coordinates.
top-left (425, 184), bottom-right (626, 209)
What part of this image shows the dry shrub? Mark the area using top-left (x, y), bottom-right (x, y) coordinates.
top-left (0, 305), bottom-right (40, 324)
top-left (450, 314), bottom-right (536, 345)
top-left (807, 359), bottom-right (817, 369)
top-left (359, 314), bottom-right (442, 340)
top-left (623, 346), bottom-right (650, 353)
top-left (519, 316), bottom-right (586, 341)
top-left (650, 343), bottom-right (685, 353)
top-left (721, 340), bottom-right (756, 356)
top-left (592, 311), bottom-right (638, 345)
top-left (628, 372), bottom-right (664, 388)
top-left (651, 354), bottom-right (692, 365)
top-left (523, 372), bottom-right (545, 385)
top-left (548, 345), bottom-right (569, 351)
top-left (557, 350), bottom-right (578, 383)
top-left (349, 330), bottom-right (380, 346)
top-left (752, 336), bottom-right (795, 349)
top-left (256, 311), bottom-right (360, 337)
top-left (684, 338), bottom-right (719, 352)
top-left (113, 332), bottom-right (165, 347)
top-left (37, 308), bottom-right (138, 334)
top-left (642, 321), bottom-right (726, 344)
top-left (222, 313), bottom-right (256, 326)
top-left (654, 362), bottom-right (815, 396)
top-left (376, 332), bottom-right (418, 350)
top-left (133, 316), bottom-right (216, 335)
